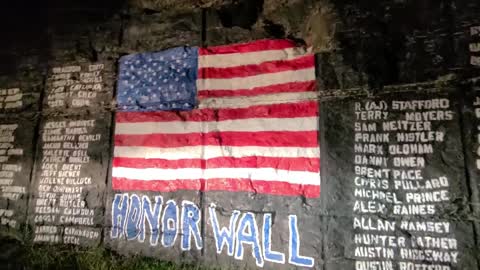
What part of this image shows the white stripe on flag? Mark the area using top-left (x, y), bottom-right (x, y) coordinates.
top-left (115, 117), bottom-right (318, 135)
top-left (198, 47), bottom-right (309, 68)
top-left (196, 68), bottom-right (315, 91)
top-left (112, 167), bottom-right (320, 186)
top-left (114, 145), bottom-right (320, 160)
top-left (198, 92), bottom-right (318, 109)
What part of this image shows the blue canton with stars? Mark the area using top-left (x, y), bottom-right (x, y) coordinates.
top-left (117, 46), bottom-right (198, 111)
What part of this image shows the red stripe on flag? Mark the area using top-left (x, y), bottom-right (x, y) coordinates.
top-left (199, 39), bottom-right (297, 55)
top-left (206, 179), bottom-right (320, 198)
top-left (115, 131), bottom-right (318, 148)
top-left (113, 157), bottom-right (320, 172)
top-left (199, 55), bottom-right (314, 79)
top-left (113, 157), bottom-right (202, 169)
top-left (112, 178), bottom-right (203, 192)
top-left (197, 81), bottom-right (316, 98)
top-left (112, 178), bottom-right (320, 198)
top-left (115, 101), bottom-right (318, 123)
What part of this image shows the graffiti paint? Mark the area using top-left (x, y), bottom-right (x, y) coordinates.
top-left (110, 193), bottom-right (314, 268)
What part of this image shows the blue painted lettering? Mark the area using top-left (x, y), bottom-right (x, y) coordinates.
top-left (209, 204), bottom-right (240, 256)
top-left (111, 193), bottom-right (128, 239)
top-left (288, 215), bottom-right (314, 267)
top-left (161, 200), bottom-right (178, 247)
top-left (140, 195), bottom-right (163, 245)
top-left (110, 194), bottom-right (314, 268)
top-left (181, 200), bottom-right (203, 250)
top-left (235, 212), bottom-right (264, 267)
top-left (126, 194), bottom-right (142, 240)
top-left (263, 214), bottom-right (285, 264)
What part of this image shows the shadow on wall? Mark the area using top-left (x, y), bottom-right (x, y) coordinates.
top-left (0, 0), bottom-right (127, 75)
top-left (217, 0), bottom-right (264, 29)
top-left (0, 0), bottom-right (467, 86)
top-left (329, 0), bottom-right (456, 88)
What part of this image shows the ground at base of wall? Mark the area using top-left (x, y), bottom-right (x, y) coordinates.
top-left (0, 239), bottom-right (205, 270)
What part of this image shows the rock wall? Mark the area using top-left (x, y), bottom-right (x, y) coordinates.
top-left (0, 0), bottom-right (480, 269)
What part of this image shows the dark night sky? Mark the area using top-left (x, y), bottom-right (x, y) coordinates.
top-left (0, 0), bottom-right (126, 73)
top-left (0, 1), bottom-right (125, 50)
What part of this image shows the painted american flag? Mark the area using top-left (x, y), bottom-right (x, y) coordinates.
top-left (112, 39), bottom-right (320, 198)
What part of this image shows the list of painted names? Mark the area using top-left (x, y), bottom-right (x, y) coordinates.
top-left (352, 98), bottom-right (459, 270)
top-left (32, 117), bottom-right (105, 245)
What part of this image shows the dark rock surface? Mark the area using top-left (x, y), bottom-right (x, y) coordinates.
top-left (43, 61), bottom-right (115, 112)
top-left (321, 87), bottom-right (478, 269)
top-left (324, 216), bottom-right (479, 270)
top-left (122, 11), bottom-right (202, 53)
top-left (28, 111), bottom-right (111, 246)
top-left (0, 114), bottom-right (37, 238)
top-left (320, 89), bottom-right (469, 217)
top-left (0, 70), bottom-right (43, 114)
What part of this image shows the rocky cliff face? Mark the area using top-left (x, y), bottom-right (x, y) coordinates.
top-left (4, 0), bottom-right (479, 88)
